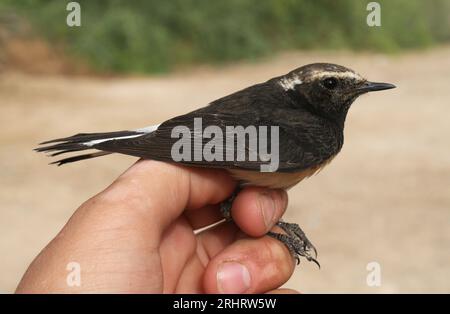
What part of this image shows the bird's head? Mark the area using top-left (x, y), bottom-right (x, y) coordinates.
top-left (277, 63), bottom-right (395, 121)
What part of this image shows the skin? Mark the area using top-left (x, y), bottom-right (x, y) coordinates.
top-left (16, 160), bottom-right (298, 293)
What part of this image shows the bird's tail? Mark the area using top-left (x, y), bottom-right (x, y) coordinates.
top-left (35, 126), bottom-right (157, 166)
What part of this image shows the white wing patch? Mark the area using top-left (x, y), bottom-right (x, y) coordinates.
top-left (278, 75), bottom-right (303, 91)
top-left (135, 124), bottom-right (161, 133)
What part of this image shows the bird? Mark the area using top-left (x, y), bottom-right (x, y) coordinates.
top-left (35, 63), bottom-right (395, 266)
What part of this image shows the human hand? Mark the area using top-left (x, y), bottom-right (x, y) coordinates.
top-left (16, 160), bottom-right (297, 293)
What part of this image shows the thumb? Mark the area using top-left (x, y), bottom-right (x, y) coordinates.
top-left (102, 159), bottom-right (237, 239)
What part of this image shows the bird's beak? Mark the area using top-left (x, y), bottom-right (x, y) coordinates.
top-left (356, 81), bottom-right (396, 93)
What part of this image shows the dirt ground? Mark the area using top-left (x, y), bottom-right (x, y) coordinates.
top-left (1, 47), bottom-right (449, 293)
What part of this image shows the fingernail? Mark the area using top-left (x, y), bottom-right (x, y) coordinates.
top-left (217, 261), bottom-right (251, 293)
top-left (258, 192), bottom-right (277, 230)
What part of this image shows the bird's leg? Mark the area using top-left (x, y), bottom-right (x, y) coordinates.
top-left (220, 188), bottom-right (319, 267)
top-left (219, 187), bottom-right (241, 221)
top-left (268, 221), bottom-right (320, 267)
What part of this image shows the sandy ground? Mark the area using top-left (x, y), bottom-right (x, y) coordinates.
top-left (1, 48), bottom-right (449, 293)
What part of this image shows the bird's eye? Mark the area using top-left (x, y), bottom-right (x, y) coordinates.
top-left (322, 77), bottom-right (338, 90)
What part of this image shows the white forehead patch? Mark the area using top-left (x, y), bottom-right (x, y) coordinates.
top-left (309, 70), bottom-right (362, 81)
top-left (278, 75), bottom-right (303, 91)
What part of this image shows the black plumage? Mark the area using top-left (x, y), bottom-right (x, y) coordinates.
top-left (35, 63), bottom-right (395, 264)
top-left (36, 63), bottom-right (395, 181)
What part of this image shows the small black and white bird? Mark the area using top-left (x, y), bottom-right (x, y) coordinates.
top-left (36, 63), bottom-right (395, 265)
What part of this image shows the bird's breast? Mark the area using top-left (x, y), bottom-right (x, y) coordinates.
top-left (228, 156), bottom-right (335, 190)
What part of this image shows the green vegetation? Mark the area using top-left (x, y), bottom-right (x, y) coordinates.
top-left (1, 0), bottom-right (449, 73)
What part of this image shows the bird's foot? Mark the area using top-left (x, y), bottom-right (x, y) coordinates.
top-left (268, 221), bottom-right (320, 267)
top-left (219, 188), bottom-right (240, 221)
top-left (220, 189), bottom-right (319, 268)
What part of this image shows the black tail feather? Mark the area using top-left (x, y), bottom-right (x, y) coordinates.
top-left (39, 130), bottom-right (138, 145)
top-left (36, 130), bottom-right (142, 165)
top-left (50, 152), bottom-right (111, 166)
top-left (49, 148), bottom-right (89, 157)
top-left (35, 142), bottom-right (88, 153)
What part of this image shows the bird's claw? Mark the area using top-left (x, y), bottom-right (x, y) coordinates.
top-left (268, 221), bottom-right (320, 268)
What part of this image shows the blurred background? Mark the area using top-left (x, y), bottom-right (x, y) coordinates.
top-left (0, 0), bottom-right (449, 293)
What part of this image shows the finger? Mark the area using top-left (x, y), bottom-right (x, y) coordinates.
top-left (202, 235), bottom-right (295, 294)
top-left (184, 204), bottom-right (224, 230)
top-left (231, 187), bottom-right (288, 237)
top-left (158, 217), bottom-right (197, 293)
top-left (171, 221), bottom-right (242, 293)
top-left (98, 160), bottom-right (237, 239)
top-left (173, 254), bottom-right (205, 293)
top-left (196, 221), bottom-right (241, 260)
top-left (266, 288), bottom-right (300, 294)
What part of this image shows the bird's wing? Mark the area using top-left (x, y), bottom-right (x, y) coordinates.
top-left (93, 106), bottom-right (333, 173)
top-left (39, 82), bottom-right (339, 171)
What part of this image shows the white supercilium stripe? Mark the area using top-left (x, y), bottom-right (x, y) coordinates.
top-left (309, 71), bottom-right (361, 81)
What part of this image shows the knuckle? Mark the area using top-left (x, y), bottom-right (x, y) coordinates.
top-left (95, 177), bottom-right (149, 210)
top-left (273, 189), bottom-right (288, 213)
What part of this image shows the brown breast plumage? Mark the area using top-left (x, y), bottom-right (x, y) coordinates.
top-left (228, 157), bottom-right (335, 189)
